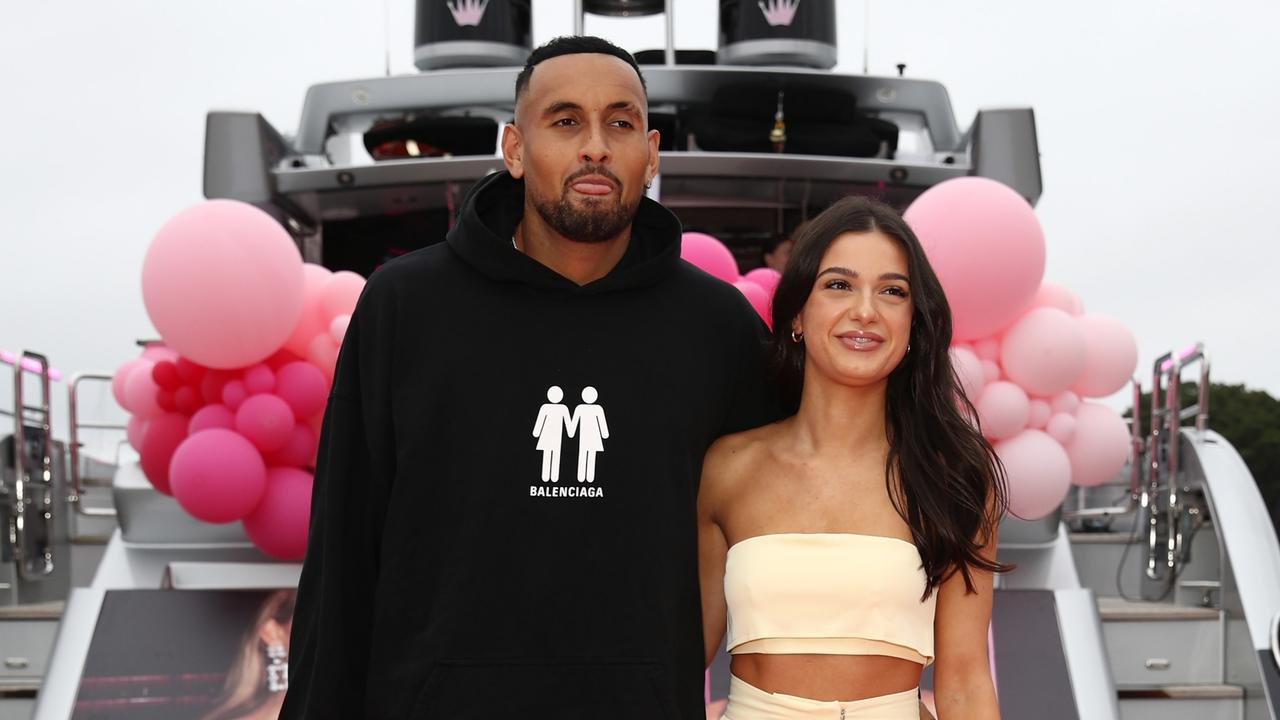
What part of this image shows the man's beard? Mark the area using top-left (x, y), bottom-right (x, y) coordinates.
top-left (530, 176), bottom-right (639, 244)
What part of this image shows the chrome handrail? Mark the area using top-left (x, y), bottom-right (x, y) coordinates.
top-left (1145, 350), bottom-right (1172, 580)
top-left (7, 350), bottom-right (55, 581)
top-left (67, 373), bottom-right (121, 518)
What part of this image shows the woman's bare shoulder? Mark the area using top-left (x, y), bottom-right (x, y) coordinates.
top-left (702, 421), bottom-right (787, 501)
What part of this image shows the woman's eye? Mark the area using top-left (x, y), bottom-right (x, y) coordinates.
top-left (823, 279), bottom-right (850, 291)
top-left (883, 286), bottom-right (908, 298)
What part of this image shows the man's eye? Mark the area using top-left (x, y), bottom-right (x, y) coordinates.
top-left (611, 120), bottom-right (634, 129)
top-left (554, 118), bottom-right (578, 127)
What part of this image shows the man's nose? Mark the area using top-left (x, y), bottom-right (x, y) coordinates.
top-left (580, 123), bottom-right (610, 164)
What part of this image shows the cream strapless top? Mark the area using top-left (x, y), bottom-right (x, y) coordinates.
top-left (724, 533), bottom-right (936, 665)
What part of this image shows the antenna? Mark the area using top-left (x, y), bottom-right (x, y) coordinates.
top-left (384, 0), bottom-right (393, 76)
top-left (862, 0), bottom-right (870, 74)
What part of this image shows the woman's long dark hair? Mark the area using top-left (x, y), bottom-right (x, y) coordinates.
top-left (771, 195), bottom-right (1012, 597)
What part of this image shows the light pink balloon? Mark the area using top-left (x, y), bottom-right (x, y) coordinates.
top-left (1027, 399), bottom-right (1052, 430)
top-left (275, 361), bottom-right (329, 420)
top-left (124, 365), bottom-right (163, 419)
top-left (743, 267), bottom-right (781, 296)
top-left (112, 358), bottom-right (152, 411)
top-left (1066, 402), bottom-right (1131, 487)
top-left (976, 381), bottom-right (1030, 440)
top-left (733, 280), bottom-right (771, 327)
top-left (1000, 307), bottom-right (1087, 397)
top-left (981, 360), bottom-right (1001, 383)
top-left (329, 315), bottom-right (351, 344)
top-left (950, 346), bottom-right (985, 401)
top-left (1032, 282), bottom-right (1083, 317)
top-left (1050, 391), bottom-right (1081, 415)
top-left (221, 380), bottom-right (249, 411)
top-left (1046, 413), bottom-right (1077, 445)
top-left (126, 416), bottom-right (148, 452)
top-left (234, 394), bottom-right (296, 453)
top-left (141, 344), bottom-right (180, 363)
top-left (680, 232), bottom-right (739, 284)
top-left (141, 199), bottom-right (304, 369)
top-left (243, 364), bottom-right (276, 395)
top-left (997, 429), bottom-right (1072, 520)
top-left (284, 264), bottom-right (334, 358)
top-left (1072, 315), bottom-right (1139, 398)
top-left (188, 404), bottom-right (236, 435)
top-left (169, 429), bottom-right (267, 523)
top-left (307, 335), bottom-right (340, 380)
top-left (243, 467), bottom-right (314, 560)
top-left (320, 271), bottom-right (366, 324)
top-left (973, 337), bottom-right (1002, 362)
top-left (264, 424), bottom-right (319, 469)
top-left (904, 177), bottom-right (1045, 340)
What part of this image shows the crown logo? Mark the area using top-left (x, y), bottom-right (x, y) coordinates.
top-left (758, 0), bottom-right (799, 27)
top-left (447, 0), bottom-right (489, 27)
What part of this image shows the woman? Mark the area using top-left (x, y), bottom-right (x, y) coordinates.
top-left (201, 589), bottom-right (296, 720)
top-left (698, 196), bottom-right (1010, 719)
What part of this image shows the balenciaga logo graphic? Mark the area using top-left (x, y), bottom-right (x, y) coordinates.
top-left (447, 0), bottom-right (488, 27)
top-left (758, 0), bottom-right (799, 27)
top-left (531, 386), bottom-right (610, 498)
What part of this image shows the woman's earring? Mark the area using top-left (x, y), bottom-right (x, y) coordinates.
top-left (266, 643), bottom-right (288, 692)
top-left (791, 331), bottom-right (804, 343)
top-left (907, 343), bottom-right (912, 353)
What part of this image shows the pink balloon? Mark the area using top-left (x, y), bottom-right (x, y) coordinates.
top-left (188, 404), bottom-right (236, 435)
top-left (141, 199), bottom-right (304, 369)
top-left (284, 264), bottom-right (333, 358)
top-left (264, 424), bottom-right (319, 469)
top-left (199, 369), bottom-right (234, 406)
top-left (1050, 391), bottom-right (1081, 415)
top-left (124, 366), bottom-right (163, 419)
top-left (320, 271), bottom-right (366, 324)
top-left (169, 429), bottom-right (267, 523)
top-left (222, 380), bottom-right (249, 411)
top-left (235, 394), bottom-right (296, 453)
top-left (329, 314), bottom-right (351, 344)
top-left (1032, 282), bottom-right (1083, 317)
top-left (904, 177), bottom-right (1045, 341)
top-left (113, 358), bottom-right (152, 412)
top-left (156, 389), bottom-right (177, 413)
top-left (950, 346), bottom-right (985, 401)
top-left (307, 335), bottom-right (339, 380)
top-left (1066, 403), bottom-right (1131, 487)
top-left (243, 467), bottom-right (314, 560)
top-left (175, 357), bottom-right (206, 386)
top-left (126, 416), bottom-right (148, 452)
top-left (680, 232), bottom-right (739, 284)
top-left (976, 381), bottom-right (1030, 440)
top-left (151, 361), bottom-right (181, 391)
top-left (275, 361), bottom-right (329, 420)
top-left (1000, 307), bottom-right (1087, 397)
top-left (1072, 315), bottom-right (1139, 398)
top-left (141, 344), bottom-right (179, 363)
top-left (733, 280), bottom-right (772, 328)
top-left (1046, 413), bottom-right (1077, 445)
top-left (981, 360), bottom-right (1001, 383)
top-left (243, 364), bottom-right (276, 395)
top-left (1027, 399), bottom-right (1052, 430)
top-left (973, 337), bottom-right (1002, 362)
top-left (997, 429), bottom-right (1072, 520)
top-left (174, 386), bottom-right (203, 416)
top-left (743, 267), bottom-right (781, 296)
top-left (139, 412), bottom-right (189, 495)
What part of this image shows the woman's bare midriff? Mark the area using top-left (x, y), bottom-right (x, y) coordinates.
top-left (730, 653), bottom-right (922, 701)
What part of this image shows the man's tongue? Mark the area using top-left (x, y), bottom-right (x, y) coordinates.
top-left (572, 181), bottom-right (613, 195)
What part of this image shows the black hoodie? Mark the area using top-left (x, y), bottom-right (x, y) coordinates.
top-left (283, 172), bottom-right (776, 719)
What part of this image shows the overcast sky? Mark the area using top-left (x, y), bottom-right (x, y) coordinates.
top-left (2, 0), bottom-right (1278, 443)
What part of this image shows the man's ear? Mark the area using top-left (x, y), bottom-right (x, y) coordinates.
top-left (502, 123), bottom-right (524, 179)
top-left (645, 127), bottom-right (660, 185)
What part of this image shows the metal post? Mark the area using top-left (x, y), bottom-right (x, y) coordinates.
top-left (664, 0), bottom-right (675, 65)
top-left (574, 0), bottom-right (584, 35)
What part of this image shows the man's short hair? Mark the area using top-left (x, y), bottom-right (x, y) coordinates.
top-left (514, 35), bottom-right (647, 104)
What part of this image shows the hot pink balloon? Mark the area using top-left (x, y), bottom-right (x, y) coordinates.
top-left (175, 357), bottom-right (206, 386)
top-left (199, 369), bottom-right (234, 406)
top-left (151, 361), bottom-right (181, 391)
top-left (139, 412), bottom-right (189, 495)
top-left (1066, 402), bottom-right (1131, 487)
top-left (997, 429), bottom-right (1072, 520)
top-left (243, 467), bottom-right (314, 560)
top-left (1050, 391), bottom-right (1081, 416)
top-left (222, 380), bottom-right (249, 411)
top-left (264, 424), bottom-right (319, 469)
top-left (680, 232), bottom-right (739, 284)
top-left (1072, 315), bottom-right (1139, 398)
top-left (141, 199), bottom-right (304, 369)
top-left (1000, 307), bottom-right (1087, 397)
top-left (188, 404), bottom-right (236, 435)
top-left (1027, 399), bottom-right (1052, 430)
top-left (904, 177), bottom-right (1045, 341)
top-left (329, 314), bottom-right (351, 344)
top-left (126, 416), bottom-right (148, 452)
top-left (320, 271), bottom-right (366, 324)
top-left (173, 386), bottom-right (203, 416)
top-left (950, 346), bottom-right (985, 401)
top-left (976, 381), bottom-right (1030, 440)
top-left (733, 280), bottom-right (771, 327)
top-left (275, 361), bottom-right (329, 420)
top-left (124, 366), bottom-right (163, 419)
top-left (1032, 282), bottom-right (1083, 317)
top-left (235, 394), bottom-right (296, 453)
top-left (243, 364), bottom-right (276, 395)
top-left (743, 267), bottom-right (781, 296)
top-left (1046, 413), bottom-right (1077, 445)
top-left (284, 263), bottom-right (334, 358)
top-left (169, 429), bottom-right (267, 523)
top-left (113, 358), bottom-right (152, 413)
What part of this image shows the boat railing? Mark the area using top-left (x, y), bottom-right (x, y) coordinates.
top-left (1, 350), bottom-right (56, 582)
top-left (66, 373), bottom-right (121, 518)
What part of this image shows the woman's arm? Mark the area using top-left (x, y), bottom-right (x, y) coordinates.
top-left (697, 441), bottom-right (733, 668)
top-left (931, 524), bottom-right (1000, 719)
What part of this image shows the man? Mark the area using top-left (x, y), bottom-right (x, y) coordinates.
top-left (281, 36), bottom-right (775, 719)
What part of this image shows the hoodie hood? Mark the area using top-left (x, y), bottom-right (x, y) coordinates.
top-left (446, 170), bottom-right (683, 294)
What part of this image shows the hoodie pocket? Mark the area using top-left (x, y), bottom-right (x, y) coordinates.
top-left (407, 659), bottom-right (676, 719)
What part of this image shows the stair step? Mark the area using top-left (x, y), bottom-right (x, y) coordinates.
top-left (1118, 684), bottom-right (1243, 700)
top-left (0, 601), bottom-right (63, 621)
top-left (1097, 597), bottom-right (1219, 621)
